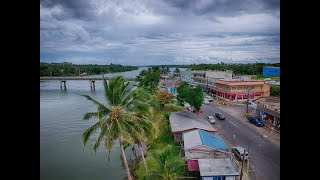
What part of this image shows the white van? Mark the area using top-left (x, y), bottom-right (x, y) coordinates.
top-left (205, 95), bottom-right (214, 102)
top-left (232, 146), bottom-right (249, 161)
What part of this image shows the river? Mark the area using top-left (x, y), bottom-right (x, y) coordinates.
top-left (40, 67), bottom-right (185, 180)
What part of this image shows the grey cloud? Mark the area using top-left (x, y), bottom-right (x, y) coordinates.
top-left (40, 0), bottom-right (280, 65)
top-left (163, 0), bottom-right (279, 16)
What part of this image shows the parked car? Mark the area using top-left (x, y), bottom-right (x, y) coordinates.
top-left (247, 116), bottom-right (264, 127)
top-left (203, 99), bottom-right (210, 104)
top-left (232, 146), bottom-right (248, 161)
top-left (215, 113), bottom-right (225, 120)
top-left (206, 95), bottom-right (214, 102)
top-left (207, 116), bottom-right (216, 124)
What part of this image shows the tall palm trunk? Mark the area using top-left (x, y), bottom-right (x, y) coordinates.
top-left (119, 136), bottom-right (132, 180)
top-left (138, 142), bottom-right (148, 171)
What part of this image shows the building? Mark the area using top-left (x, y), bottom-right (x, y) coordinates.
top-left (214, 79), bottom-right (270, 102)
top-left (262, 66), bottom-right (280, 76)
top-left (183, 129), bottom-right (230, 171)
top-left (169, 111), bottom-right (217, 143)
top-left (192, 71), bottom-right (206, 83)
top-left (205, 70), bottom-right (233, 84)
top-left (180, 71), bottom-right (193, 82)
top-left (254, 97), bottom-right (280, 130)
top-left (198, 158), bottom-right (239, 180)
top-left (190, 70), bottom-right (233, 84)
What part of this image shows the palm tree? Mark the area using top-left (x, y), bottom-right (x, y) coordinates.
top-left (127, 106), bottom-right (162, 172)
top-left (145, 145), bottom-right (185, 180)
top-left (81, 76), bottom-right (150, 180)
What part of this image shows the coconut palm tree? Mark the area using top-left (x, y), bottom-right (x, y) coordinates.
top-left (81, 76), bottom-right (150, 180)
top-left (145, 145), bottom-right (185, 180)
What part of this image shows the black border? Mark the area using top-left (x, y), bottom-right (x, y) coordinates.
top-left (2, 0), bottom-right (39, 179)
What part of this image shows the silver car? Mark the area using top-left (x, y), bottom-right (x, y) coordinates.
top-left (207, 116), bottom-right (216, 124)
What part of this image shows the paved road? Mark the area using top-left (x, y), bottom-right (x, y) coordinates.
top-left (200, 103), bottom-right (280, 180)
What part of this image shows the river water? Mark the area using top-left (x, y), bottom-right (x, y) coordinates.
top-left (40, 67), bottom-right (185, 180)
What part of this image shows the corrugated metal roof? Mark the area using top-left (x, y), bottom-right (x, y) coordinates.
top-left (199, 130), bottom-right (229, 152)
top-left (198, 158), bottom-right (239, 177)
top-left (183, 129), bottom-right (228, 152)
top-left (169, 111), bottom-right (216, 133)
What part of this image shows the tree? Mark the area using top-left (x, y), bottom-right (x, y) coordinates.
top-left (176, 82), bottom-right (189, 105)
top-left (270, 86), bottom-right (280, 96)
top-left (177, 83), bottom-right (204, 112)
top-left (81, 76), bottom-right (150, 180)
top-left (145, 145), bottom-right (185, 180)
top-left (156, 90), bottom-right (174, 108)
top-left (137, 68), bottom-right (161, 93)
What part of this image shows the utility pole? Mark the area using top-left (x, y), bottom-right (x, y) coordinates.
top-left (246, 89), bottom-right (250, 114)
top-left (240, 149), bottom-right (246, 180)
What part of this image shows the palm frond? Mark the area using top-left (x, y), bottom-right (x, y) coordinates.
top-left (82, 121), bottom-right (100, 146)
top-left (83, 112), bottom-right (98, 120)
top-left (80, 95), bottom-right (109, 112)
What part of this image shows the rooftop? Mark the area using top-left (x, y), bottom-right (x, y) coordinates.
top-left (198, 158), bottom-right (239, 177)
top-left (169, 111), bottom-right (216, 133)
top-left (263, 66), bottom-right (280, 69)
top-left (254, 97), bottom-right (280, 113)
top-left (183, 129), bottom-right (229, 152)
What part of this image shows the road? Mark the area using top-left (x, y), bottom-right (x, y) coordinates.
top-left (200, 103), bottom-right (280, 180)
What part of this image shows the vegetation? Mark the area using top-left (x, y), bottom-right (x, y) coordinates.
top-left (137, 67), bottom-right (161, 93)
top-left (81, 76), bottom-right (153, 180)
top-left (40, 62), bottom-right (138, 76)
top-left (190, 62), bottom-right (280, 75)
top-left (156, 90), bottom-right (174, 108)
top-left (135, 111), bottom-right (187, 180)
top-left (177, 82), bottom-right (204, 111)
top-left (252, 75), bottom-right (280, 81)
top-left (81, 69), bottom-right (187, 179)
top-left (270, 85), bottom-right (280, 97)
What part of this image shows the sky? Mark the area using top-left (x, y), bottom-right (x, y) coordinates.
top-left (40, 0), bottom-right (280, 65)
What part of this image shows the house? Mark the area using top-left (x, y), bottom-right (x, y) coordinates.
top-left (198, 158), bottom-right (239, 180)
top-left (214, 79), bottom-right (270, 102)
top-left (183, 129), bottom-right (230, 171)
top-left (169, 111), bottom-right (217, 143)
top-left (254, 97), bottom-right (280, 130)
top-left (262, 66), bottom-right (280, 77)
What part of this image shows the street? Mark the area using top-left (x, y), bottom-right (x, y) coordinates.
top-left (200, 103), bottom-right (280, 180)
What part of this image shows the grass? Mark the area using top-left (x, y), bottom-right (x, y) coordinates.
top-left (252, 75), bottom-right (280, 80)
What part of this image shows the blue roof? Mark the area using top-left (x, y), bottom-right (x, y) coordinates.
top-left (198, 129), bottom-right (229, 152)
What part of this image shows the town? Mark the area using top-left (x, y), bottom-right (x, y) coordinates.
top-left (158, 66), bottom-right (280, 180)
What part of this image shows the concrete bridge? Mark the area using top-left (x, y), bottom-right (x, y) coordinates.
top-left (40, 76), bottom-right (137, 89)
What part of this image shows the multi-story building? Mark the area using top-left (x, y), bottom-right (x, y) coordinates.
top-left (263, 66), bottom-right (280, 76)
top-left (191, 71), bottom-right (206, 83)
top-left (206, 70), bottom-right (233, 84)
top-left (190, 70), bottom-right (233, 84)
top-left (214, 79), bottom-right (270, 102)
top-left (180, 71), bottom-right (193, 82)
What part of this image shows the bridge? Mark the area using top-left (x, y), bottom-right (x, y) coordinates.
top-left (40, 76), bottom-right (137, 89)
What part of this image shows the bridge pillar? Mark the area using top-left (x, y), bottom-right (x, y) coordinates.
top-left (92, 81), bottom-right (95, 88)
top-left (60, 80), bottom-right (66, 89)
top-left (90, 80), bottom-right (95, 89)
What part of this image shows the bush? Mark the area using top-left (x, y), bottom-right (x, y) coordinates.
top-left (270, 86), bottom-right (280, 96)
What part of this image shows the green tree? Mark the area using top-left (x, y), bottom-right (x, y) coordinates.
top-left (177, 83), bottom-right (204, 112)
top-left (137, 68), bottom-right (161, 93)
top-left (81, 76), bottom-right (149, 180)
top-left (145, 145), bottom-right (185, 180)
top-left (176, 82), bottom-right (189, 105)
top-left (270, 86), bottom-right (280, 96)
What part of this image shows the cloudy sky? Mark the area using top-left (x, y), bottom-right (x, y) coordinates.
top-left (40, 0), bottom-right (280, 65)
